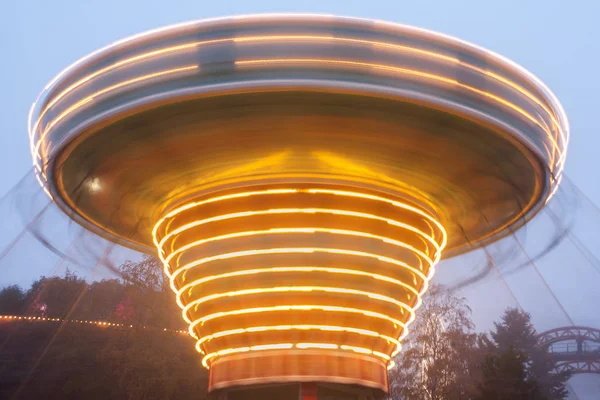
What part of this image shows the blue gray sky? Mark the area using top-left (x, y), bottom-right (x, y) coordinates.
top-left (1, 1), bottom-right (599, 397)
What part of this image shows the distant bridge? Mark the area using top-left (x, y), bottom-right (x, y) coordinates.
top-left (538, 326), bottom-right (600, 375)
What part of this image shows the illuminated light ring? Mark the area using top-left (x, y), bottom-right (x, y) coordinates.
top-left (28, 40), bottom-right (225, 142)
top-left (158, 190), bottom-right (445, 351)
top-left (32, 65), bottom-right (199, 164)
top-left (297, 343), bottom-right (339, 350)
top-left (194, 324), bottom-right (401, 354)
top-left (157, 208), bottom-right (441, 262)
top-left (183, 284), bottom-right (416, 328)
top-left (153, 188), bottom-right (297, 244)
top-left (29, 35), bottom-right (566, 173)
top-left (170, 231), bottom-right (431, 314)
top-left (153, 188), bottom-right (445, 253)
top-left (181, 250), bottom-right (432, 360)
top-left (30, 34), bottom-right (562, 140)
top-left (170, 247), bottom-right (429, 313)
top-left (162, 194), bottom-right (445, 368)
top-left (34, 97), bottom-right (93, 162)
top-left (236, 58), bottom-right (563, 163)
top-left (157, 190), bottom-right (445, 344)
top-left (201, 342), bottom-right (392, 369)
top-left (163, 227), bottom-right (436, 270)
top-left (151, 186), bottom-right (444, 382)
top-left (190, 305), bottom-right (408, 336)
top-left (235, 36), bottom-right (566, 152)
top-left (305, 189), bottom-right (446, 247)
top-left (165, 226), bottom-right (437, 289)
top-left (31, 67), bottom-right (564, 196)
top-left (178, 265), bottom-right (421, 304)
top-left (190, 304), bottom-right (408, 362)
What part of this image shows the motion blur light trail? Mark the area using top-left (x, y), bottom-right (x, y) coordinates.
top-left (22, 14), bottom-right (569, 398)
top-left (153, 186), bottom-right (446, 372)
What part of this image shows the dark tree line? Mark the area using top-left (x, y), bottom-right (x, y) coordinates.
top-left (0, 260), bottom-right (571, 400)
top-left (0, 255), bottom-right (208, 400)
top-left (388, 286), bottom-right (570, 400)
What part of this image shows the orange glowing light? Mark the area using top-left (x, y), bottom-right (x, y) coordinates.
top-left (154, 187), bottom-right (446, 371)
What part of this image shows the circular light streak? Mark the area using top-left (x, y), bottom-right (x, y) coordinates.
top-left (154, 186), bottom-right (446, 371)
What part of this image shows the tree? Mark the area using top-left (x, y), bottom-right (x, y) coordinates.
top-left (26, 270), bottom-right (87, 318)
top-left (388, 285), bottom-right (478, 400)
top-left (120, 255), bottom-right (167, 292)
top-left (0, 285), bottom-right (26, 314)
top-left (73, 279), bottom-right (125, 321)
top-left (474, 308), bottom-right (570, 400)
top-left (118, 255), bottom-right (183, 330)
top-left (0, 260), bottom-right (207, 400)
top-left (475, 344), bottom-right (537, 400)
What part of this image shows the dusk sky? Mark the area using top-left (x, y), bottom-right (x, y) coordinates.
top-left (1, 1), bottom-right (599, 397)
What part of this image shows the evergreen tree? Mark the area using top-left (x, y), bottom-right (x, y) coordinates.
top-left (475, 308), bottom-right (570, 400)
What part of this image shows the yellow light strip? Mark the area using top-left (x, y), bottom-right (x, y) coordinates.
top-left (157, 208), bottom-right (441, 257)
top-left (184, 285), bottom-right (414, 325)
top-left (234, 36), bottom-right (566, 152)
top-left (236, 58), bottom-right (563, 163)
top-left (31, 35), bottom-right (565, 175)
top-left (153, 188), bottom-right (444, 254)
top-left (189, 304), bottom-right (407, 333)
top-left (306, 188), bottom-right (446, 248)
top-left (249, 343), bottom-right (294, 351)
top-left (195, 323), bottom-right (400, 355)
top-left (154, 188), bottom-right (445, 369)
top-left (297, 342), bottom-right (338, 349)
top-left (32, 65), bottom-right (198, 163)
top-left (32, 35), bottom-right (561, 141)
top-left (372, 351), bottom-right (391, 360)
top-left (161, 222), bottom-right (438, 303)
top-left (169, 247), bottom-right (428, 312)
top-left (33, 98), bottom-right (93, 160)
top-left (178, 265), bottom-right (420, 302)
top-left (340, 345), bottom-right (373, 355)
top-left (165, 227), bottom-right (435, 269)
top-left (201, 342), bottom-right (392, 369)
top-left (155, 189), bottom-right (298, 235)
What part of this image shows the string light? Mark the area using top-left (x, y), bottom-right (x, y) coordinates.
top-left (0, 314), bottom-right (188, 335)
top-left (236, 58), bottom-right (563, 166)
